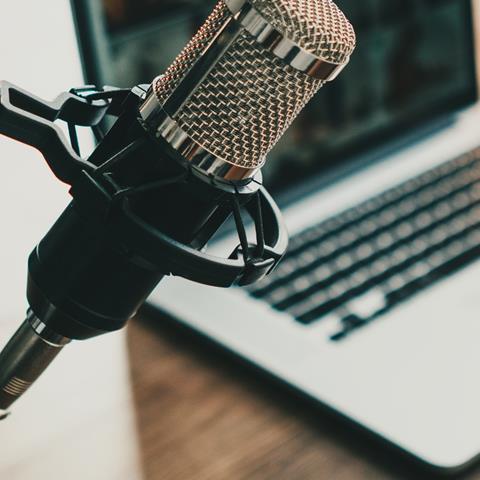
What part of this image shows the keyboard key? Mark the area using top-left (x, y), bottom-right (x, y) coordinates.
top-left (264, 286), bottom-right (295, 306)
top-left (394, 221), bottom-right (415, 241)
top-left (292, 280), bottom-right (352, 323)
top-left (335, 253), bottom-right (356, 271)
top-left (310, 264), bottom-right (335, 283)
top-left (375, 232), bottom-right (395, 250)
top-left (383, 274), bottom-right (410, 299)
top-left (345, 289), bottom-right (386, 319)
top-left (354, 242), bottom-right (375, 261)
top-left (286, 290), bottom-right (331, 320)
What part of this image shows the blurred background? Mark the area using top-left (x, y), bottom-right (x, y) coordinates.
top-left (88, 0), bottom-right (473, 192)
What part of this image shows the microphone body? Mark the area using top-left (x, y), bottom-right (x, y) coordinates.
top-left (0, 0), bottom-right (355, 416)
top-left (26, 116), bottom-right (230, 340)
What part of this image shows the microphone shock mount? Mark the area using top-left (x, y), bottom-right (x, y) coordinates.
top-left (0, 81), bottom-right (288, 415)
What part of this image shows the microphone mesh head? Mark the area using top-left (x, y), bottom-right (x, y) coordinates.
top-left (153, 0), bottom-right (355, 170)
top-left (250, 0), bottom-right (356, 64)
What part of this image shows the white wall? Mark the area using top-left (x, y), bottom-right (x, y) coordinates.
top-left (0, 2), bottom-right (142, 479)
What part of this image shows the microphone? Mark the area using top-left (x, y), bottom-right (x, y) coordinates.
top-left (0, 0), bottom-right (355, 419)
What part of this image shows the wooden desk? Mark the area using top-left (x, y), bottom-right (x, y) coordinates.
top-left (129, 311), bottom-right (480, 480)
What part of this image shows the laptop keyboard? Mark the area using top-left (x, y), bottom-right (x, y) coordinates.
top-left (247, 147), bottom-right (480, 341)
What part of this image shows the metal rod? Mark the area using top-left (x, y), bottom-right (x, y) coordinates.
top-left (0, 310), bottom-right (71, 418)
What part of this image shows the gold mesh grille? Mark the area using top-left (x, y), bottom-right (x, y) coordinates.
top-left (174, 31), bottom-right (323, 168)
top-left (250, 0), bottom-right (356, 64)
top-left (154, 2), bottom-right (231, 104)
top-left (152, 0), bottom-right (354, 169)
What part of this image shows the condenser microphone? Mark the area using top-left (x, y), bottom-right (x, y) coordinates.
top-left (141, 0), bottom-right (356, 177)
top-left (0, 0), bottom-right (355, 419)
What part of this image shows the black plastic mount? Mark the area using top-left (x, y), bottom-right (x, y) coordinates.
top-left (0, 81), bottom-right (288, 291)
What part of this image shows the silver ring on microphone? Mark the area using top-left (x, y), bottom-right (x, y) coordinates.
top-left (140, 95), bottom-right (263, 183)
top-left (224, 0), bottom-right (349, 81)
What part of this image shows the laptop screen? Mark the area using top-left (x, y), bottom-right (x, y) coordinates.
top-left (75, 0), bottom-right (477, 194)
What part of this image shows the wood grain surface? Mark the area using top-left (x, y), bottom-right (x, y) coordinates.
top-left (128, 311), bottom-right (480, 480)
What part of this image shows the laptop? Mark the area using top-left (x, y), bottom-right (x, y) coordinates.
top-left (72, 0), bottom-right (480, 472)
